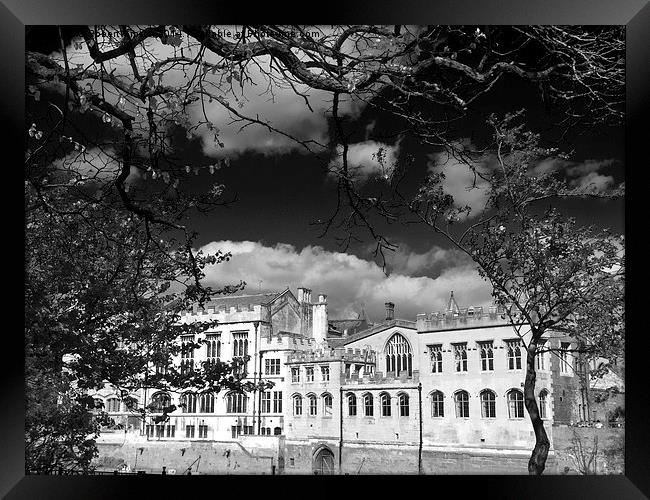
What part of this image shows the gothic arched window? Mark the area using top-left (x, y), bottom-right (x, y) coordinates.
top-left (480, 389), bottom-right (496, 418)
top-left (385, 333), bottom-right (413, 376)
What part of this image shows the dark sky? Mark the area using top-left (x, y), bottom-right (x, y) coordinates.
top-left (27, 26), bottom-right (625, 320)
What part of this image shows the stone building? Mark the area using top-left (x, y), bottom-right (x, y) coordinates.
top-left (91, 289), bottom-right (587, 474)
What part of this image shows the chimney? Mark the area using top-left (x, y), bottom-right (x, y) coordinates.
top-left (297, 287), bottom-right (312, 304)
top-left (385, 302), bottom-right (395, 321)
top-left (312, 294), bottom-right (328, 343)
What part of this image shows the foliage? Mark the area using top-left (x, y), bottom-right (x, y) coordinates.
top-left (406, 112), bottom-right (624, 474)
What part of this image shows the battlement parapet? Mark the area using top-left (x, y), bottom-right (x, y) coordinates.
top-left (260, 332), bottom-right (315, 352)
top-left (179, 303), bottom-right (268, 324)
top-left (343, 369), bottom-right (420, 385)
top-left (286, 347), bottom-right (376, 364)
top-left (416, 305), bottom-right (514, 332)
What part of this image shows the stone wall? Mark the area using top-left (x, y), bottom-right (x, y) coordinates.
top-left (94, 437), bottom-right (281, 475)
top-left (283, 439), bottom-right (551, 475)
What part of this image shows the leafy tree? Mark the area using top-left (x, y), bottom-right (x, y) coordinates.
top-left (404, 112), bottom-right (624, 474)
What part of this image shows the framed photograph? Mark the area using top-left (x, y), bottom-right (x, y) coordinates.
top-left (6, 1), bottom-right (647, 498)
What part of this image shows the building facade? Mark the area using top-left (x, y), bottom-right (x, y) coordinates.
top-left (92, 289), bottom-right (583, 474)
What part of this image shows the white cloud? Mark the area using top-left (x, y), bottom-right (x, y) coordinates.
top-left (49, 146), bottom-right (140, 187)
top-left (533, 158), bottom-right (618, 193)
top-left (329, 139), bottom-right (403, 181)
top-left (198, 240), bottom-right (492, 321)
top-left (426, 140), bottom-right (491, 218)
top-left (55, 29), bottom-right (367, 160)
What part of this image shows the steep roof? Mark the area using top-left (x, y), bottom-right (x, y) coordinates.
top-left (327, 318), bottom-right (416, 347)
top-left (199, 291), bottom-right (284, 311)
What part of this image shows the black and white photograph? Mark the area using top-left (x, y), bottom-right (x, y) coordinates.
top-left (19, 17), bottom-right (637, 487)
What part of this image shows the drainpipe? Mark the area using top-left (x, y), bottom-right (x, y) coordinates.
top-left (252, 321), bottom-right (259, 435)
top-left (418, 383), bottom-right (423, 475)
top-left (339, 386), bottom-right (343, 475)
top-left (258, 349), bottom-right (264, 435)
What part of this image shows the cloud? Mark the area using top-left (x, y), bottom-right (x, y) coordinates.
top-left (49, 146), bottom-right (140, 187)
top-left (532, 158), bottom-right (619, 193)
top-left (426, 140), bottom-right (491, 218)
top-left (329, 138), bottom-right (403, 181)
top-left (384, 242), bottom-right (471, 277)
top-left (197, 240), bottom-right (492, 322)
top-left (55, 29), bottom-right (366, 160)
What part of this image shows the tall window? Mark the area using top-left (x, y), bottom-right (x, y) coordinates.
top-left (291, 367), bottom-right (300, 383)
top-left (431, 391), bottom-right (444, 418)
top-left (453, 343), bottom-right (468, 372)
top-left (181, 392), bottom-right (197, 413)
top-left (536, 341), bottom-right (547, 371)
top-left (150, 392), bottom-right (171, 412)
top-left (308, 394), bottom-right (318, 416)
top-left (321, 365), bottom-right (330, 381)
top-left (306, 366), bottom-right (314, 382)
top-left (261, 391), bottom-right (271, 413)
top-left (198, 424), bottom-right (208, 439)
top-left (185, 425), bottom-right (195, 438)
top-left (560, 342), bottom-right (572, 374)
top-left (539, 390), bottom-right (548, 419)
top-left (199, 393), bottom-right (214, 413)
top-left (323, 393), bottom-right (333, 417)
top-left (293, 395), bottom-right (303, 416)
top-left (480, 390), bottom-right (496, 418)
top-left (506, 340), bottom-right (523, 370)
top-left (348, 393), bottom-right (357, 416)
top-left (385, 334), bottom-right (413, 376)
top-left (478, 341), bottom-right (494, 371)
top-left (455, 390), bottom-right (470, 418)
top-left (507, 389), bottom-right (525, 418)
top-left (106, 397), bottom-right (121, 412)
top-left (205, 333), bottom-right (221, 365)
top-left (399, 393), bottom-right (410, 417)
top-left (232, 332), bottom-right (249, 376)
top-left (428, 345), bottom-right (443, 373)
top-left (364, 393), bottom-right (374, 417)
top-left (265, 358), bottom-right (280, 375)
top-left (166, 425), bottom-right (175, 438)
top-left (273, 391), bottom-right (283, 413)
top-left (180, 335), bottom-right (195, 375)
top-left (380, 393), bottom-right (391, 417)
top-left (226, 392), bottom-right (247, 413)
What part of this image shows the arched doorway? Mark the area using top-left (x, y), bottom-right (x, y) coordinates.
top-left (313, 447), bottom-right (335, 475)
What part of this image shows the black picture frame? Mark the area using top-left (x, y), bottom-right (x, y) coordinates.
top-left (5, 2), bottom-right (647, 498)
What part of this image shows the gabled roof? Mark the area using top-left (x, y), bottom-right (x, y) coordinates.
top-left (327, 318), bottom-right (416, 347)
top-left (201, 290), bottom-right (283, 310)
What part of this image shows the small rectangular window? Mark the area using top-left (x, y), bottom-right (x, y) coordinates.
top-left (453, 343), bottom-right (468, 372)
top-left (265, 358), bottom-right (281, 375)
top-left (185, 425), bottom-right (195, 438)
top-left (261, 391), bottom-right (271, 413)
top-left (306, 366), bottom-right (314, 382)
top-left (506, 339), bottom-right (523, 370)
top-left (478, 341), bottom-right (494, 371)
top-left (273, 391), bottom-right (283, 413)
top-left (428, 345), bottom-right (443, 373)
top-left (560, 342), bottom-right (572, 374)
top-left (321, 365), bottom-right (330, 381)
top-left (291, 367), bottom-right (300, 383)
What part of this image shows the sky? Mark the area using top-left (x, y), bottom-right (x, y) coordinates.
top-left (27, 26), bottom-right (625, 322)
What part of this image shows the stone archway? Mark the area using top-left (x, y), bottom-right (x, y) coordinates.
top-left (313, 446), bottom-right (335, 475)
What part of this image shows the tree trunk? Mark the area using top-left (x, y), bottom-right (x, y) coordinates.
top-left (525, 337), bottom-right (550, 475)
